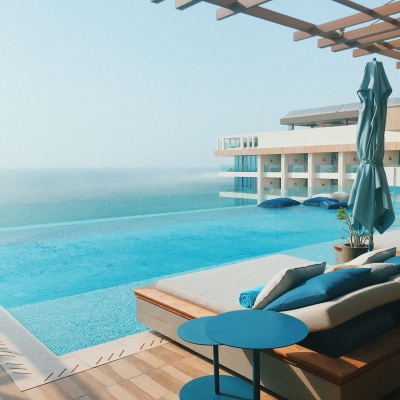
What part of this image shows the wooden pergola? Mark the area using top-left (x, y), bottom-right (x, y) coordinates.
top-left (150, 0), bottom-right (400, 68)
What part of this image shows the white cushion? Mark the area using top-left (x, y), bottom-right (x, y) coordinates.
top-left (156, 255), bottom-right (315, 314)
top-left (348, 247), bottom-right (396, 266)
top-left (312, 193), bottom-right (334, 199)
top-left (252, 262), bottom-right (326, 309)
top-left (331, 191), bottom-right (350, 201)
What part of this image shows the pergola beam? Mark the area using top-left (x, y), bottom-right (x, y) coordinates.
top-left (353, 38), bottom-right (400, 57)
top-left (175, 0), bottom-right (203, 10)
top-left (294, 2), bottom-right (400, 41)
top-left (216, 0), bottom-right (272, 21)
top-left (352, 43), bottom-right (400, 60)
top-left (318, 18), bottom-right (400, 49)
top-left (152, 0), bottom-right (400, 65)
top-left (332, 0), bottom-right (380, 15)
top-left (331, 28), bottom-right (400, 52)
top-left (177, 0), bottom-right (244, 11)
top-left (218, 4), bottom-right (315, 31)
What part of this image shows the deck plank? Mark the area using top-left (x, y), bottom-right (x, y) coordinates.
top-left (1, 339), bottom-right (398, 399)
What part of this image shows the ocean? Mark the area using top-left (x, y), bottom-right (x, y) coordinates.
top-left (0, 167), bottom-right (241, 228)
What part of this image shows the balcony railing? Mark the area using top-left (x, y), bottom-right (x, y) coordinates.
top-left (220, 165), bottom-right (257, 173)
top-left (264, 165), bottom-right (281, 172)
top-left (288, 165), bottom-right (308, 173)
top-left (346, 164), bottom-right (359, 173)
top-left (315, 164), bottom-right (337, 173)
top-left (263, 188), bottom-right (282, 195)
top-left (219, 185), bottom-right (257, 194)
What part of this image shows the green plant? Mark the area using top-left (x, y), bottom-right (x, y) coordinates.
top-left (336, 207), bottom-right (371, 248)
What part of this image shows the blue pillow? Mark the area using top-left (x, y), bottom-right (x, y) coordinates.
top-left (265, 268), bottom-right (371, 312)
top-left (303, 197), bottom-right (338, 207)
top-left (384, 256), bottom-right (400, 265)
top-left (238, 284), bottom-right (265, 308)
top-left (320, 200), bottom-right (348, 210)
top-left (258, 198), bottom-right (300, 208)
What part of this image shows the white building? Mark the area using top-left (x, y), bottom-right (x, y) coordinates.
top-left (215, 99), bottom-right (400, 204)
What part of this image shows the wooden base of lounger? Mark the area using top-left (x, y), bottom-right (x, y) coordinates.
top-left (134, 285), bottom-right (400, 400)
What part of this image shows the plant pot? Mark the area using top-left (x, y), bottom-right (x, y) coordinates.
top-left (341, 243), bottom-right (368, 263)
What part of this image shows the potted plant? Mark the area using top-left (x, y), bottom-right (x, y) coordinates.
top-left (336, 207), bottom-right (370, 262)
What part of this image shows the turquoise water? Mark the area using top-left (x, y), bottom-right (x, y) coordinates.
top-left (2, 202), bottom-right (399, 355)
top-left (0, 205), bottom-right (348, 308)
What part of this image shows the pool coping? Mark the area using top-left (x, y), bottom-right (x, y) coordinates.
top-left (0, 307), bottom-right (168, 391)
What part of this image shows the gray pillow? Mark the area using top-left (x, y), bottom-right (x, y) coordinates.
top-left (252, 261), bottom-right (326, 309)
top-left (363, 263), bottom-right (400, 284)
top-left (348, 247), bottom-right (396, 267)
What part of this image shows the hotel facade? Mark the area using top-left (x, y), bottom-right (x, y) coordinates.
top-left (215, 99), bottom-right (400, 205)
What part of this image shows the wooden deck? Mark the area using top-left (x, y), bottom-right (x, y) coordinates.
top-left (0, 339), bottom-right (399, 399)
top-left (0, 340), bottom-right (280, 400)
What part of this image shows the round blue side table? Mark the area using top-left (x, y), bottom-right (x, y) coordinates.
top-left (206, 310), bottom-right (308, 400)
top-left (177, 316), bottom-right (253, 400)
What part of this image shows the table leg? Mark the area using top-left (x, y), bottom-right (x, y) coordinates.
top-left (253, 349), bottom-right (260, 400)
top-left (212, 344), bottom-right (220, 394)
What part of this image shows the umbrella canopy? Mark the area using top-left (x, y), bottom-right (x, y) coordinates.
top-left (348, 59), bottom-right (395, 247)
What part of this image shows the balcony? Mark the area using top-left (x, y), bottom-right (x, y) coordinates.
top-left (264, 165), bottom-right (281, 172)
top-left (315, 164), bottom-right (337, 173)
top-left (346, 164), bottom-right (359, 173)
top-left (219, 185), bottom-right (257, 194)
top-left (288, 165), bottom-right (308, 173)
top-left (220, 165), bottom-right (257, 173)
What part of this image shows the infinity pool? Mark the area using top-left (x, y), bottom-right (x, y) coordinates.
top-left (1, 204), bottom-right (398, 354)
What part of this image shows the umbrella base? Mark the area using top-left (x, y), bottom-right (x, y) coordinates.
top-left (342, 243), bottom-right (368, 263)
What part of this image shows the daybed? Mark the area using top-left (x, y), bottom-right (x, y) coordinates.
top-left (134, 250), bottom-right (400, 400)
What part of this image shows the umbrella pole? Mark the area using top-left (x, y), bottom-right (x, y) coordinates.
top-left (368, 234), bottom-right (374, 251)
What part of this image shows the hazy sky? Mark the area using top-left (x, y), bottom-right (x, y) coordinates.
top-left (1, 1), bottom-right (399, 169)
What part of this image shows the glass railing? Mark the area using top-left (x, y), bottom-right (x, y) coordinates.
top-left (263, 188), bottom-right (282, 195)
top-left (288, 165), bottom-right (307, 173)
top-left (220, 165), bottom-right (257, 173)
top-left (219, 185), bottom-right (257, 194)
top-left (264, 165), bottom-right (281, 172)
top-left (285, 187), bottom-right (309, 197)
top-left (315, 164), bottom-right (337, 173)
top-left (346, 164), bottom-right (359, 173)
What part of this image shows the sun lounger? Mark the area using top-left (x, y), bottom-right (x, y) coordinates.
top-left (373, 229), bottom-right (400, 253)
top-left (134, 253), bottom-right (400, 400)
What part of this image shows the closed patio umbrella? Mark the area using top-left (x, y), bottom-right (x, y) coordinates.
top-left (348, 59), bottom-right (395, 250)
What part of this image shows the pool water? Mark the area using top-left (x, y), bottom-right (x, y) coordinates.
top-left (1, 204), bottom-right (399, 355)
